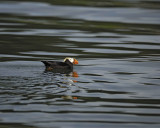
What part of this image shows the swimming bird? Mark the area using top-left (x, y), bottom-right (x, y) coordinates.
top-left (41, 57), bottom-right (78, 71)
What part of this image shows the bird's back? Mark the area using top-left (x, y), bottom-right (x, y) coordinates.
top-left (41, 61), bottom-right (72, 70)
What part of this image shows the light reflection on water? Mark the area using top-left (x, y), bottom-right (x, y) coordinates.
top-left (0, 0), bottom-right (160, 128)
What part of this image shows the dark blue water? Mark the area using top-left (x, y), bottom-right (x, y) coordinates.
top-left (0, 0), bottom-right (160, 128)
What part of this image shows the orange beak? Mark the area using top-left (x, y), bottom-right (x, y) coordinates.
top-left (73, 59), bottom-right (79, 65)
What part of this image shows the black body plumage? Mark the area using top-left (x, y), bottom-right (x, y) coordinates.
top-left (41, 59), bottom-right (73, 70)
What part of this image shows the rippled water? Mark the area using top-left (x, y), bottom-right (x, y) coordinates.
top-left (0, 0), bottom-right (160, 128)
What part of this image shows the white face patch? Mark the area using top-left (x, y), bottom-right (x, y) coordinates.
top-left (68, 58), bottom-right (74, 63)
top-left (64, 57), bottom-right (74, 63)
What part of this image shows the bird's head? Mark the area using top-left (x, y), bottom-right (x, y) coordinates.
top-left (63, 57), bottom-right (79, 65)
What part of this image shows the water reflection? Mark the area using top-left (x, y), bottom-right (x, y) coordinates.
top-left (0, 0), bottom-right (160, 128)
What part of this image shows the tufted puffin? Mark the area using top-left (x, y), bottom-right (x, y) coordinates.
top-left (41, 57), bottom-right (78, 71)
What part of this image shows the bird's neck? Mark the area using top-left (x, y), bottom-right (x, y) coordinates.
top-left (65, 60), bottom-right (73, 70)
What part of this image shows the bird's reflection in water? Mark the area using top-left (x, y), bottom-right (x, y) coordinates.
top-left (61, 95), bottom-right (78, 100)
top-left (44, 68), bottom-right (78, 78)
top-left (43, 69), bottom-right (79, 100)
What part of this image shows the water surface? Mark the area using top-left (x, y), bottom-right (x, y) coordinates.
top-left (0, 0), bottom-right (160, 128)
